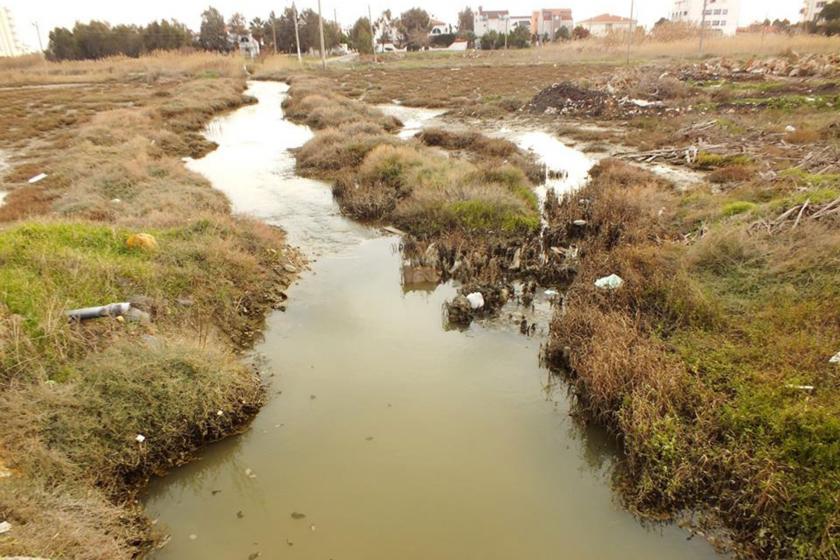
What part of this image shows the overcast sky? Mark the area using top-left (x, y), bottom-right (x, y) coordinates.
top-left (7, 0), bottom-right (803, 52)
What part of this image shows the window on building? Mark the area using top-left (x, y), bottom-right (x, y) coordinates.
top-left (720, 20), bottom-right (726, 26)
top-left (723, 9), bottom-right (728, 14)
top-left (713, 9), bottom-right (721, 14)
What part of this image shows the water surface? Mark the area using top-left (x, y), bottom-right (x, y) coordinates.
top-left (145, 81), bottom-right (721, 560)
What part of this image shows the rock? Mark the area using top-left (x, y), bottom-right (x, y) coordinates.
top-left (466, 292), bottom-right (485, 310)
top-left (594, 274), bottom-right (624, 290)
top-left (573, 219), bottom-right (588, 227)
top-left (445, 295), bottom-right (473, 326)
top-left (0, 521), bottom-right (11, 534)
top-left (509, 248), bottom-right (522, 271)
top-left (126, 233), bottom-right (158, 252)
top-left (125, 307), bottom-right (151, 323)
top-left (785, 125), bottom-right (797, 133)
top-left (282, 263), bottom-right (297, 273)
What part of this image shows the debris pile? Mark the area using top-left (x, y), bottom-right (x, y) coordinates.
top-left (678, 53), bottom-right (840, 80)
top-left (528, 82), bottom-right (612, 116)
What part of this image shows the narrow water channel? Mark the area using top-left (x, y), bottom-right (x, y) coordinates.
top-left (143, 81), bottom-right (721, 560)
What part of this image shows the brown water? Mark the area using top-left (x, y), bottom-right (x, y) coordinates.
top-left (143, 81), bottom-right (721, 560)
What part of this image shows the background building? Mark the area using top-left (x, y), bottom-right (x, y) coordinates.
top-left (578, 13), bottom-right (636, 36)
top-left (671, 0), bottom-right (740, 36)
top-left (801, 0), bottom-right (829, 22)
top-left (531, 8), bottom-right (574, 40)
top-left (474, 8), bottom-right (510, 36)
top-left (0, 7), bottom-right (26, 57)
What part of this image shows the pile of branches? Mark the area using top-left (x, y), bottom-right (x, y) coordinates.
top-left (750, 196), bottom-right (840, 235)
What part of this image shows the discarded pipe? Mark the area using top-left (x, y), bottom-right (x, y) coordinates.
top-left (66, 302), bottom-right (131, 321)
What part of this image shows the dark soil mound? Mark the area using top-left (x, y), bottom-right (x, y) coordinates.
top-left (528, 82), bottom-right (611, 116)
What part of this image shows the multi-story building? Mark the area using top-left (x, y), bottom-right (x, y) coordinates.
top-left (531, 9), bottom-right (574, 40)
top-left (0, 7), bottom-right (26, 57)
top-left (671, 0), bottom-right (740, 36)
top-left (801, 0), bottom-right (829, 22)
top-left (578, 13), bottom-right (636, 37)
top-left (474, 8), bottom-right (510, 36)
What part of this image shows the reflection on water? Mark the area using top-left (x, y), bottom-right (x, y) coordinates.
top-left (186, 81), bottom-right (370, 258)
top-left (144, 81), bottom-right (721, 560)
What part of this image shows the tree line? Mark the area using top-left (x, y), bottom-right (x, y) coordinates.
top-left (46, 5), bottom-right (344, 61)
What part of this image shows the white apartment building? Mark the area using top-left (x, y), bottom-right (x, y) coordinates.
top-left (474, 8), bottom-right (510, 36)
top-left (0, 7), bottom-right (26, 57)
top-left (671, 0), bottom-right (740, 36)
top-left (801, 0), bottom-right (829, 22)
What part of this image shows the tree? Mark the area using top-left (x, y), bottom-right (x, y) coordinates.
top-left (555, 26), bottom-right (570, 41)
top-left (46, 27), bottom-right (78, 60)
top-left (478, 30), bottom-right (499, 50)
top-left (228, 12), bottom-right (247, 36)
top-left (819, 1), bottom-right (840, 35)
top-left (349, 17), bottom-right (374, 54)
top-left (572, 26), bottom-right (590, 40)
top-left (399, 8), bottom-right (431, 48)
top-left (508, 26), bottom-right (531, 48)
top-left (200, 6), bottom-right (229, 52)
top-left (457, 7), bottom-right (474, 35)
top-left (249, 17), bottom-right (266, 46)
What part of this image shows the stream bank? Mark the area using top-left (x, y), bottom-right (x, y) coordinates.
top-left (143, 81), bottom-right (723, 559)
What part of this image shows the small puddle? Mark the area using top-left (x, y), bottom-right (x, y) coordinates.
top-left (144, 81), bottom-right (723, 560)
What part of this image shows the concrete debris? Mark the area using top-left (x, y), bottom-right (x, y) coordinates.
top-left (383, 225), bottom-right (406, 235)
top-left (594, 274), bottom-right (624, 290)
top-left (466, 292), bottom-right (485, 310)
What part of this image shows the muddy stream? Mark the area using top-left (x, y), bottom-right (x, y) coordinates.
top-left (143, 81), bottom-right (721, 559)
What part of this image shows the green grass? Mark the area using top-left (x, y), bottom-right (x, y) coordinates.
top-left (721, 200), bottom-right (757, 217)
top-left (694, 151), bottom-right (753, 169)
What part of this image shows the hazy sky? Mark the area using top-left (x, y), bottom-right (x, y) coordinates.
top-left (7, 0), bottom-right (803, 52)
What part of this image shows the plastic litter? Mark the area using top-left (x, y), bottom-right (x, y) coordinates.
top-left (135, 434), bottom-right (146, 443)
top-left (0, 521), bottom-right (11, 534)
top-left (594, 274), bottom-right (624, 290)
top-left (28, 173), bottom-right (47, 184)
top-left (466, 292), bottom-right (485, 310)
top-left (573, 219), bottom-right (588, 226)
top-left (829, 351), bottom-right (840, 364)
top-left (67, 302), bottom-right (131, 321)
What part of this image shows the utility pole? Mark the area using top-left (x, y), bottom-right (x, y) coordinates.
top-left (31, 21), bottom-right (43, 52)
top-left (293, 2), bottom-right (303, 67)
top-left (698, 0), bottom-right (708, 55)
top-left (504, 16), bottom-right (508, 49)
top-left (317, 0), bottom-right (327, 70)
top-left (625, 0), bottom-right (634, 65)
top-left (271, 12), bottom-right (278, 54)
top-left (368, 5), bottom-right (377, 61)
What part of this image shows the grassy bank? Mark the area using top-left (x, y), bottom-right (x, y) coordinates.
top-left (281, 74), bottom-right (541, 239)
top-left (0, 55), bottom-right (300, 558)
top-left (544, 159), bottom-right (839, 558)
